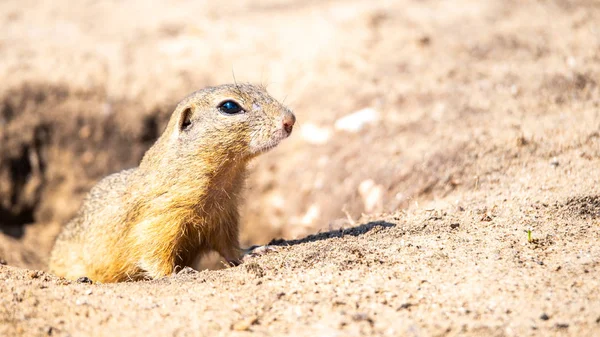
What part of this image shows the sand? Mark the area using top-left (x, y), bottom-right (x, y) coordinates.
top-left (1, 0), bottom-right (599, 336)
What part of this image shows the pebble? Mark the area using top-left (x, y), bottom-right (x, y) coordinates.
top-left (232, 316), bottom-right (258, 331)
top-left (358, 179), bottom-right (383, 213)
top-left (300, 123), bottom-right (331, 144)
top-left (335, 107), bottom-right (380, 132)
top-left (77, 277), bottom-right (93, 284)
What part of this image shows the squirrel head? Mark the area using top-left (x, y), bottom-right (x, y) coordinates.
top-left (152, 83), bottom-right (295, 171)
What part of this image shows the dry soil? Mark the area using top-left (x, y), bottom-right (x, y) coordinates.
top-left (1, 0), bottom-right (599, 336)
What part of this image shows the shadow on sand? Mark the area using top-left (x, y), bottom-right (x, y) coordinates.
top-left (265, 220), bottom-right (395, 247)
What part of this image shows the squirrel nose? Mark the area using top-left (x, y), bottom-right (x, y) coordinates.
top-left (282, 112), bottom-right (296, 134)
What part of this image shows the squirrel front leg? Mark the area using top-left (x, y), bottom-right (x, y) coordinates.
top-left (136, 244), bottom-right (178, 279)
top-left (130, 218), bottom-right (181, 279)
top-left (212, 219), bottom-right (242, 266)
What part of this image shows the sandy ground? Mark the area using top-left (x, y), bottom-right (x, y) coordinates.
top-left (1, 0), bottom-right (600, 336)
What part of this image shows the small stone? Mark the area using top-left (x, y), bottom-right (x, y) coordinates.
top-left (555, 323), bottom-right (569, 329)
top-left (540, 313), bottom-right (550, 321)
top-left (398, 303), bottom-right (413, 310)
top-left (550, 157), bottom-right (559, 167)
top-left (300, 123), bottom-right (331, 144)
top-left (418, 35), bottom-right (431, 46)
top-left (29, 270), bottom-right (41, 279)
top-left (351, 313), bottom-right (374, 326)
top-left (516, 136), bottom-right (528, 146)
top-left (232, 316), bottom-right (258, 331)
top-left (450, 223), bottom-right (460, 229)
top-left (358, 179), bottom-right (383, 213)
top-left (0, 258), bottom-right (7, 265)
top-left (510, 84), bottom-right (520, 96)
top-left (335, 107), bottom-right (380, 132)
top-left (77, 277), bottom-right (93, 284)
top-left (245, 262), bottom-right (265, 278)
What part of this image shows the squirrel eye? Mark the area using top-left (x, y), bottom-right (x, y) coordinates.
top-left (218, 100), bottom-right (244, 115)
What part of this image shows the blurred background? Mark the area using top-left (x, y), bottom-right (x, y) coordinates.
top-left (0, 0), bottom-right (598, 269)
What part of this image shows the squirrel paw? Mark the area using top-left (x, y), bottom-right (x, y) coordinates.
top-left (224, 259), bottom-right (242, 267)
top-left (242, 245), bottom-right (280, 262)
top-left (173, 266), bottom-right (198, 276)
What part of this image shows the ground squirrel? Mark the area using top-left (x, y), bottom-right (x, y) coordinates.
top-left (49, 83), bottom-right (295, 283)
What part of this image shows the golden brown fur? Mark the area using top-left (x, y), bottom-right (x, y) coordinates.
top-left (49, 84), bottom-right (295, 283)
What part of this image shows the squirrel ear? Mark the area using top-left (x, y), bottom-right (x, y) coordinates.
top-left (178, 106), bottom-right (193, 131)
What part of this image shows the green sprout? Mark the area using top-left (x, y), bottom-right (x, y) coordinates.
top-left (527, 229), bottom-right (533, 243)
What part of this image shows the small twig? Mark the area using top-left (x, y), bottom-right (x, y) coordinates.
top-left (342, 205), bottom-right (356, 226)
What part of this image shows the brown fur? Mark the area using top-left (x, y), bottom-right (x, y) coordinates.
top-left (49, 84), bottom-right (295, 283)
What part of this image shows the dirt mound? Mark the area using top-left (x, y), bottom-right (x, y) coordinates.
top-left (2, 203), bottom-right (599, 336)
